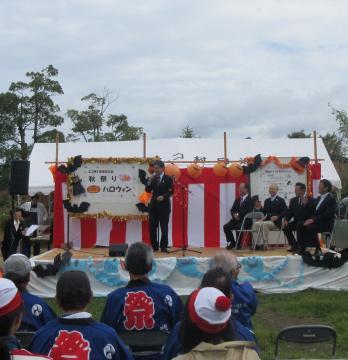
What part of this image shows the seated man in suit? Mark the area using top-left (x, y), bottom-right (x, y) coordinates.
top-left (252, 184), bottom-right (287, 247)
top-left (282, 182), bottom-right (316, 253)
top-left (297, 179), bottom-right (337, 252)
top-left (1, 208), bottom-right (25, 260)
top-left (223, 183), bottom-right (254, 249)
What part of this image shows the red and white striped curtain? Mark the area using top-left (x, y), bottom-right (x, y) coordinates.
top-left (53, 164), bottom-right (321, 249)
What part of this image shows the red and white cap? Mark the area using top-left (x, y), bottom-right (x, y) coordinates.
top-left (0, 278), bottom-right (23, 317)
top-left (188, 287), bottom-right (232, 334)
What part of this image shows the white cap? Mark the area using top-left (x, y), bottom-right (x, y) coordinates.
top-left (0, 278), bottom-right (23, 316)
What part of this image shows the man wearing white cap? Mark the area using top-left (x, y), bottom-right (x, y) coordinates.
top-left (0, 278), bottom-right (52, 359)
top-left (4, 254), bottom-right (56, 331)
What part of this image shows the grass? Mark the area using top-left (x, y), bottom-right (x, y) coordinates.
top-left (45, 289), bottom-right (348, 360)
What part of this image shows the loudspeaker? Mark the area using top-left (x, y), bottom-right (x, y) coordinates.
top-left (9, 160), bottom-right (30, 195)
top-left (109, 244), bottom-right (128, 257)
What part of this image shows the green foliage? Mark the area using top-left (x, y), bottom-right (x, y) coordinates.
top-left (321, 132), bottom-right (344, 161)
top-left (181, 125), bottom-right (197, 138)
top-left (67, 91), bottom-right (143, 142)
top-left (37, 129), bottom-right (65, 143)
top-left (0, 65), bottom-right (64, 189)
top-left (287, 130), bottom-right (311, 138)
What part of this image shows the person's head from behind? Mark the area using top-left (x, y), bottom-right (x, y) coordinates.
top-left (4, 254), bottom-right (32, 291)
top-left (124, 242), bottom-right (153, 279)
top-left (211, 252), bottom-right (241, 281)
top-left (319, 179), bottom-right (332, 195)
top-left (0, 278), bottom-right (23, 337)
top-left (294, 182), bottom-right (306, 198)
top-left (56, 271), bottom-right (92, 312)
top-left (153, 160), bottom-right (165, 176)
top-left (269, 183), bottom-right (278, 197)
top-left (180, 286), bottom-right (232, 354)
top-left (200, 266), bottom-right (233, 295)
top-left (238, 183), bottom-right (249, 197)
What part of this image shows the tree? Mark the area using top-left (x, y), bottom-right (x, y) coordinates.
top-left (181, 125), bottom-right (196, 138)
top-left (0, 65), bottom-right (64, 160)
top-left (321, 132), bottom-right (344, 161)
top-left (67, 90), bottom-right (143, 142)
top-left (287, 130), bottom-right (311, 138)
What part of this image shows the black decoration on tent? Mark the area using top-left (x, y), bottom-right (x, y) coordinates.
top-left (242, 154), bottom-right (262, 174)
top-left (58, 155), bottom-right (83, 174)
top-left (63, 200), bottom-right (90, 213)
top-left (136, 203), bottom-right (148, 213)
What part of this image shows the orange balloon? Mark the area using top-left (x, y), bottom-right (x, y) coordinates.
top-left (187, 163), bottom-right (203, 179)
top-left (229, 162), bottom-right (244, 177)
top-left (165, 163), bottom-right (181, 180)
top-left (213, 162), bottom-right (228, 177)
top-left (138, 191), bottom-right (152, 204)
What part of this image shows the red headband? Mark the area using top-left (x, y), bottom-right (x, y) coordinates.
top-left (0, 290), bottom-right (23, 317)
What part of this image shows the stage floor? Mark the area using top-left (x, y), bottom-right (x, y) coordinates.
top-left (34, 247), bottom-right (289, 261)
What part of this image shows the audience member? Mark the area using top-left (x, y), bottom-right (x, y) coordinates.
top-left (282, 183), bottom-right (316, 253)
top-left (162, 267), bottom-right (258, 360)
top-left (252, 184), bottom-right (287, 247)
top-left (223, 183), bottom-right (254, 249)
top-left (4, 254), bottom-right (56, 331)
top-left (101, 242), bottom-right (182, 334)
top-left (0, 278), bottom-right (51, 360)
top-left (212, 252), bottom-right (258, 329)
top-left (30, 271), bottom-right (133, 360)
top-left (1, 208), bottom-right (25, 260)
top-left (173, 286), bottom-right (260, 359)
top-left (296, 179), bottom-right (337, 253)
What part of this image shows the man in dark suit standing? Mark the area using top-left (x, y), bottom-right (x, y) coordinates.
top-left (145, 160), bottom-right (173, 253)
top-left (282, 182), bottom-right (316, 252)
top-left (1, 208), bottom-right (25, 260)
top-left (297, 179), bottom-right (336, 252)
top-left (223, 183), bottom-right (253, 249)
top-left (252, 184), bottom-right (287, 246)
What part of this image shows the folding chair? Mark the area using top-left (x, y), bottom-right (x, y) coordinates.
top-left (118, 330), bottom-right (169, 359)
top-left (274, 325), bottom-right (337, 360)
top-left (15, 331), bottom-right (36, 350)
top-left (235, 211), bottom-right (264, 250)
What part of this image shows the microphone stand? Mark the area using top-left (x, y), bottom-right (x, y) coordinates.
top-left (169, 178), bottom-right (202, 257)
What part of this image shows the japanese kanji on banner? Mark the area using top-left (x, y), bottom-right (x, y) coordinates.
top-left (69, 160), bottom-right (148, 217)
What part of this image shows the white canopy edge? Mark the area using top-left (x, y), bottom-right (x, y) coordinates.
top-left (28, 137), bottom-right (342, 195)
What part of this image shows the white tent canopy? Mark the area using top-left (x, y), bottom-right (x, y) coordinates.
top-left (28, 137), bottom-right (342, 195)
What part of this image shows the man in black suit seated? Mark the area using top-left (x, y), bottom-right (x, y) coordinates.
top-left (252, 184), bottom-right (287, 246)
top-left (282, 182), bottom-right (316, 253)
top-left (1, 208), bottom-right (25, 260)
top-left (297, 179), bottom-right (337, 252)
top-left (145, 160), bottom-right (173, 253)
top-left (223, 183), bottom-right (254, 249)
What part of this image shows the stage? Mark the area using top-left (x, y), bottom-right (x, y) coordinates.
top-left (27, 247), bottom-right (348, 297)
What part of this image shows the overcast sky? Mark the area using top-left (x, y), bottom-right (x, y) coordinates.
top-left (1, 0), bottom-right (347, 139)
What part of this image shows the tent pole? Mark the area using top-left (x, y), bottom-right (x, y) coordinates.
top-left (55, 132), bottom-right (60, 166)
top-left (313, 130), bottom-right (318, 163)
top-left (143, 133), bottom-right (147, 158)
top-left (224, 131), bottom-right (227, 163)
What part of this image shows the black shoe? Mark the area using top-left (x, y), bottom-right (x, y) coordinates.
top-left (160, 248), bottom-right (169, 253)
top-left (226, 243), bottom-right (235, 250)
top-left (287, 247), bottom-right (297, 252)
top-left (153, 247), bottom-right (159, 252)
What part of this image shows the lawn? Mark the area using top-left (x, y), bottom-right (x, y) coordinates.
top-left (46, 289), bottom-right (348, 359)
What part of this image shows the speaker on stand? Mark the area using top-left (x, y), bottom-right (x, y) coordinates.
top-left (8, 160), bottom-right (30, 209)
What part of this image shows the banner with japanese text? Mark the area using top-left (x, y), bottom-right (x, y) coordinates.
top-left (68, 159), bottom-right (149, 218)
